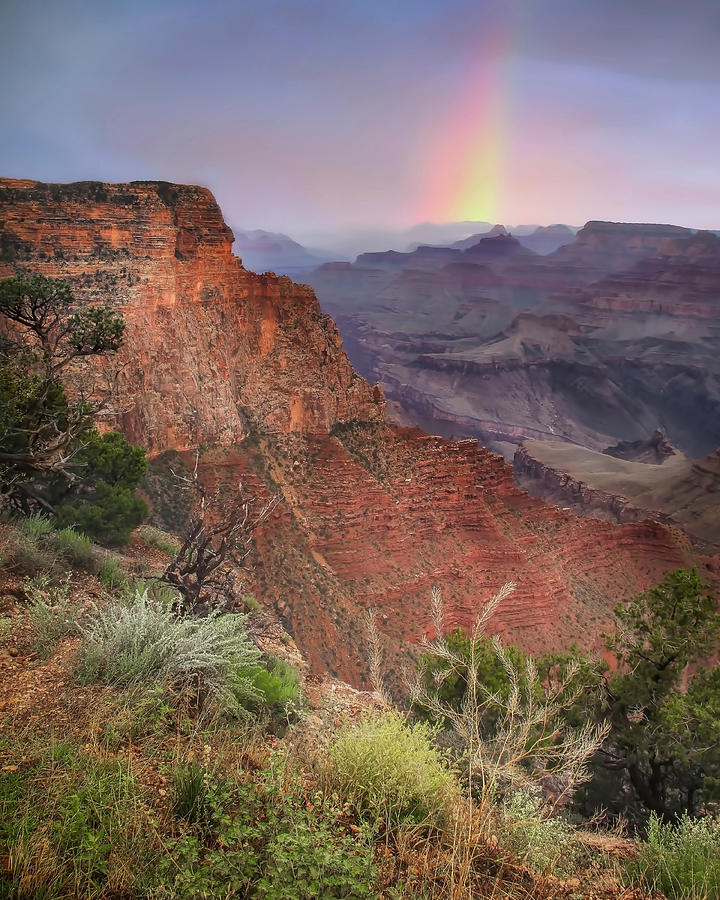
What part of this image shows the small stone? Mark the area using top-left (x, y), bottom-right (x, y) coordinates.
top-left (7, 648), bottom-right (18, 658)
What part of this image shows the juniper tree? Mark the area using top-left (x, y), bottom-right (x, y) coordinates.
top-left (0, 274), bottom-right (147, 543)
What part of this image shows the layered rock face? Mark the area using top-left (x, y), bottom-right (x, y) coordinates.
top-left (0, 179), bottom-right (383, 453)
top-left (0, 180), bottom-right (705, 685)
top-left (308, 222), bottom-right (720, 458)
top-left (150, 427), bottom-right (697, 684)
top-left (515, 438), bottom-right (720, 549)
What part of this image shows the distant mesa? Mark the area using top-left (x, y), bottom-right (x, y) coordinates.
top-left (515, 436), bottom-right (720, 549)
top-left (464, 232), bottom-right (537, 260)
top-left (451, 223), bottom-right (576, 256)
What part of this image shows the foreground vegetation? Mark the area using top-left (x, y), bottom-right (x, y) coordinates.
top-left (1, 512), bottom-right (718, 899)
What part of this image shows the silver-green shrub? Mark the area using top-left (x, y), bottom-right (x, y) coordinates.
top-left (501, 787), bottom-right (577, 875)
top-left (78, 589), bottom-right (262, 717)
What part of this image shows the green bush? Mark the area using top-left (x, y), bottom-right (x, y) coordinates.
top-left (629, 813), bottom-right (720, 899)
top-left (251, 655), bottom-right (301, 707)
top-left (24, 574), bottom-right (81, 655)
top-left (158, 760), bottom-right (378, 899)
top-left (77, 589), bottom-right (263, 719)
top-left (501, 788), bottom-right (577, 875)
top-left (139, 524), bottom-right (181, 556)
top-left (327, 710), bottom-right (458, 830)
top-left (97, 555), bottom-right (126, 591)
top-left (0, 615), bottom-right (12, 645)
top-left (242, 592), bottom-right (261, 613)
top-left (5, 516), bottom-right (57, 573)
top-left (53, 431), bottom-right (148, 546)
top-left (19, 513), bottom-right (54, 540)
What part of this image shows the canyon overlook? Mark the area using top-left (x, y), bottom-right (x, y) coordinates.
top-left (0, 178), bottom-right (709, 686)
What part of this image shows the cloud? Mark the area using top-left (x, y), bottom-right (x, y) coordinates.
top-left (1, 0), bottom-right (718, 231)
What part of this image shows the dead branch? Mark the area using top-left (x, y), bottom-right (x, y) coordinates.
top-left (161, 453), bottom-right (278, 615)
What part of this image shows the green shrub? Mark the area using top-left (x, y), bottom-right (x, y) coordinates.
top-left (18, 513), bottom-right (54, 540)
top-left (251, 655), bottom-right (301, 707)
top-left (77, 589), bottom-right (262, 718)
top-left (4, 517), bottom-right (57, 573)
top-left (629, 813), bottom-right (720, 899)
top-left (0, 615), bottom-right (12, 645)
top-left (53, 431), bottom-right (149, 546)
top-left (327, 710), bottom-right (458, 830)
top-left (139, 524), bottom-right (181, 556)
top-left (242, 592), bottom-right (261, 613)
top-left (24, 574), bottom-right (81, 655)
top-left (501, 788), bottom-right (577, 875)
top-left (158, 760), bottom-right (377, 899)
top-left (52, 525), bottom-right (99, 571)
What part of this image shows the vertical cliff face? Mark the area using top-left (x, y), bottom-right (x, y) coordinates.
top-left (0, 179), bottom-right (384, 452)
top-left (0, 178), bottom-right (707, 687)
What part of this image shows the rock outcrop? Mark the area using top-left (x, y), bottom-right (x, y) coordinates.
top-left (0, 179), bottom-right (706, 686)
top-left (0, 179), bottom-right (384, 453)
top-left (604, 430), bottom-right (678, 464)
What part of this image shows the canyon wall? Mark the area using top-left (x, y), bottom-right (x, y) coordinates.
top-left (0, 179), bottom-right (384, 453)
top-left (0, 179), bottom-right (707, 685)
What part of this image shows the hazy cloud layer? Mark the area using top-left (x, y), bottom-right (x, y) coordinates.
top-left (1, 0), bottom-right (718, 236)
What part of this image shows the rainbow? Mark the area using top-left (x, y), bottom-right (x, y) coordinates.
top-left (416, 11), bottom-right (516, 224)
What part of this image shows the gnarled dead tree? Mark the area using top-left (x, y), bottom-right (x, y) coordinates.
top-left (161, 453), bottom-right (278, 615)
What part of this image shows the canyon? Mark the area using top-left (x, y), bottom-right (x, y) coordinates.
top-left (0, 178), bottom-right (712, 687)
top-left (308, 222), bottom-right (720, 460)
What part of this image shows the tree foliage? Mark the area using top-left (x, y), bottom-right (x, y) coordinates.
top-left (53, 432), bottom-right (148, 545)
top-left (0, 274), bottom-right (146, 544)
top-left (600, 568), bottom-right (720, 819)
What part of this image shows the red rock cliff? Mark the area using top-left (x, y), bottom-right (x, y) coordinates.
top-left (0, 179), bottom-right (384, 452)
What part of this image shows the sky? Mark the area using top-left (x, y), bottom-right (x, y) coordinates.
top-left (1, 0), bottom-right (719, 244)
